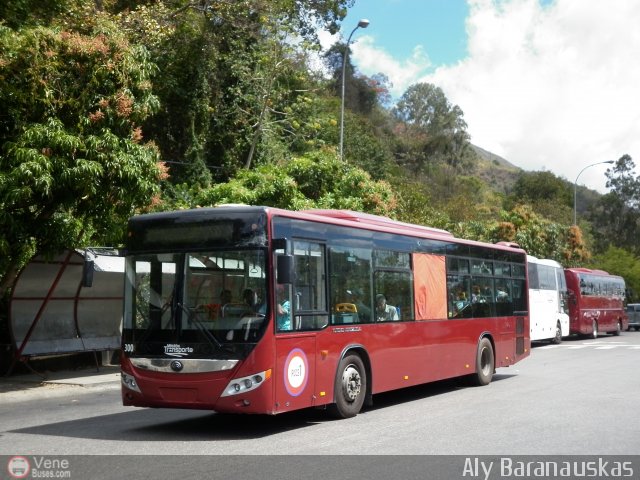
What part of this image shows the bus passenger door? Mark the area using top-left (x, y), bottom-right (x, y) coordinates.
top-left (272, 239), bottom-right (327, 413)
top-left (274, 335), bottom-right (316, 413)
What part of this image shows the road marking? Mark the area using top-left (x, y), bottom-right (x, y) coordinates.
top-left (537, 343), bottom-right (640, 350)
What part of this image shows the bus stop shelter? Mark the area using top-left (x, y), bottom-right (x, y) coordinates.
top-left (8, 249), bottom-right (124, 372)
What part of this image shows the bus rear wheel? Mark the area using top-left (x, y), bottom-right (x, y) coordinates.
top-left (329, 354), bottom-right (366, 419)
top-left (472, 337), bottom-right (494, 386)
top-left (552, 322), bottom-right (562, 344)
top-left (613, 320), bottom-right (621, 336)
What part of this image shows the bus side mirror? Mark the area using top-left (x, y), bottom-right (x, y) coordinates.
top-left (276, 254), bottom-right (294, 284)
top-left (82, 258), bottom-right (94, 287)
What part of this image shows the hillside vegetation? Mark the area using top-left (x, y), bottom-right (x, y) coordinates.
top-left (1, 0), bottom-right (640, 299)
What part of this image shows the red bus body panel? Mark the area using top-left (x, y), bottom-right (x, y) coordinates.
top-left (123, 314), bottom-right (527, 414)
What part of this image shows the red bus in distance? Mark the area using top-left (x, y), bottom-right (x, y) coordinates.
top-left (564, 268), bottom-right (628, 338)
top-left (121, 206), bottom-right (530, 418)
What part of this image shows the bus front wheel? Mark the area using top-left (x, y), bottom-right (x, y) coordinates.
top-left (472, 337), bottom-right (494, 386)
top-left (329, 354), bottom-right (366, 419)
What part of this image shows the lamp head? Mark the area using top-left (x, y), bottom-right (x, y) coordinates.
top-left (358, 19), bottom-right (370, 29)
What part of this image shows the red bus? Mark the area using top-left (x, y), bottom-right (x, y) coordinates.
top-left (121, 206), bottom-right (530, 418)
top-left (564, 268), bottom-right (628, 338)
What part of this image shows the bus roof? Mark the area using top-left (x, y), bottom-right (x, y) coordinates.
top-left (301, 209), bottom-right (454, 237)
top-left (129, 205), bottom-right (526, 255)
top-left (565, 267), bottom-right (622, 278)
top-left (527, 256), bottom-right (564, 268)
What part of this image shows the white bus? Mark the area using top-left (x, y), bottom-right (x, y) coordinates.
top-left (527, 256), bottom-right (569, 343)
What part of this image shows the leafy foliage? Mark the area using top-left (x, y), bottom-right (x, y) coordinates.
top-left (393, 83), bottom-right (473, 179)
top-left (190, 149), bottom-right (396, 215)
top-left (0, 21), bottom-right (163, 294)
top-left (509, 170), bottom-right (573, 224)
top-left (590, 154), bottom-right (640, 255)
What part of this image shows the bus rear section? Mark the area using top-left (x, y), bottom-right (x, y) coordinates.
top-left (564, 268), bottom-right (627, 338)
top-left (527, 256), bottom-right (569, 343)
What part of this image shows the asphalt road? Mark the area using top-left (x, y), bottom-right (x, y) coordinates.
top-left (1, 333), bottom-right (639, 477)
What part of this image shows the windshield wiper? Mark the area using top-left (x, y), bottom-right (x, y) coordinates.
top-left (176, 302), bottom-right (223, 349)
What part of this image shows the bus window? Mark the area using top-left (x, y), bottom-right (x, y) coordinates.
top-left (448, 274), bottom-right (471, 318)
top-left (289, 240), bottom-right (328, 331)
top-left (329, 247), bottom-right (372, 324)
top-left (511, 279), bottom-right (527, 312)
top-left (471, 260), bottom-right (493, 276)
top-left (494, 262), bottom-right (511, 277)
top-left (373, 270), bottom-right (413, 321)
top-left (373, 250), bottom-right (413, 321)
top-left (471, 278), bottom-right (495, 318)
top-left (447, 257), bottom-right (470, 275)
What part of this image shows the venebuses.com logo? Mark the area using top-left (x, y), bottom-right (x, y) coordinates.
top-left (7, 456), bottom-right (71, 478)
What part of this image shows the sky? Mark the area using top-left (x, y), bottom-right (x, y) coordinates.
top-left (320, 0), bottom-right (640, 192)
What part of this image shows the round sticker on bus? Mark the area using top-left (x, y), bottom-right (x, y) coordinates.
top-left (284, 348), bottom-right (308, 397)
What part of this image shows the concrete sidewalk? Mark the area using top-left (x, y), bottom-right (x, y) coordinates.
top-left (0, 366), bottom-right (121, 403)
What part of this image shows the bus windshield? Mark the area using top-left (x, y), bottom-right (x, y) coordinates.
top-left (123, 249), bottom-right (268, 359)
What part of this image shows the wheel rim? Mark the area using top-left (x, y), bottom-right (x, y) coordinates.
top-left (555, 325), bottom-right (561, 342)
top-left (341, 365), bottom-right (362, 402)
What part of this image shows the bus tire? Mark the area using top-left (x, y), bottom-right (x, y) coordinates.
top-left (472, 337), bottom-right (494, 386)
top-left (552, 322), bottom-right (562, 344)
top-left (613, 320), bottom-right (621, 336)
top-left (329, 354), bottom-right (366, 419)
top-left (591, 320), bottom-right (598, 339)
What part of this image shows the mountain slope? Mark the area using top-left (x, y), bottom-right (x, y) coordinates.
top-left (470, 144), bottom-right (522, 194)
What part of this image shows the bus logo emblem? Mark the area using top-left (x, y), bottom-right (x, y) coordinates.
top-left (284, 348), bottom-right (308, 397)
top-left (164, 344), bottom-right (194, 357)
top-left (170, 360), bottom-right (184, 372)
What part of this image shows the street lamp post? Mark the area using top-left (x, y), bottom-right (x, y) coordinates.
top-left (573, 160), bottom-right (615, 225)
top-left (339, 18), bottom-right (370, 160)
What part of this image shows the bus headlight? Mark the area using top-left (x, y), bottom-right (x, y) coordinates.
top-left (122, 372), bottom-right (141, 393)
top-left (221, 369), bottom-right (271, 397)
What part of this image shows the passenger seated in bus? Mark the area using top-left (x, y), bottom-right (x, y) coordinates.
top-left (243, 288), bottom-right (259, 310)
top-left (455, 290), bottom-right (468, 311)
top-left (496, 288), bottom-right (509, 302)
top-left (199, 288), bottom-right (232, 319)
top-left (471, 285), bottom-right (485, 303)
top-left (375, 294), bottom-right (399, 321)
top-left (276, 284), bottom-right (292, 331)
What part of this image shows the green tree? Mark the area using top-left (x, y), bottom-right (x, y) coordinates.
top-left (0, 21), bottom-right (163, 296)
top-left (590, 154), bottom-right (640, 254)
top-left (393, 83), bottom-right (472, 176)
top-left (324, 42), bottom-right (379, 116)
top-left (111, 0), bottom-right (354, 185)
top-left (449, 205), bottom-right (589, 264)
top-left (0, 0), bottom-right (67, 29)
top-left (509, 170), bottom-right (573, 224)
top-left (193, 149), bottom-right (396, 215)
